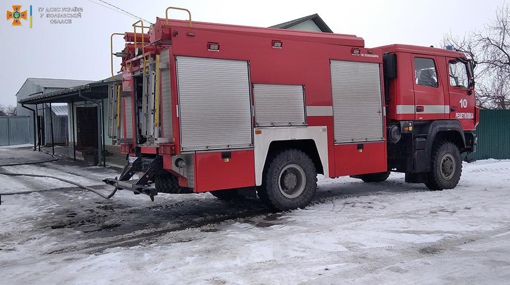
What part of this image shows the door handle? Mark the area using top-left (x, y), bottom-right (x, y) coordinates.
top-left (450, 107), bottom-right (457, 112)
top-left (416, 106), bottom-right (424, 112)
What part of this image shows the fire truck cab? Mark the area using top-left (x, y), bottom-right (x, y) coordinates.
top-left (104, 8), bottom-right (477, 211)
top-left (377, 45), bottom-right (477, 185)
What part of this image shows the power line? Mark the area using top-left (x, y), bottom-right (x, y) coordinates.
top-left (87, 0), bottom-right (139, 21)
top-left (96, 0), bottom-right (152, 24)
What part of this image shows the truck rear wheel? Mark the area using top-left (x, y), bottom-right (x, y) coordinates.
top-left (425, 141), bottom-right (462, 190)
top-left (154, 172), bottom-right (182, 193)
top-left (258, 149), bottom-right (317, 211)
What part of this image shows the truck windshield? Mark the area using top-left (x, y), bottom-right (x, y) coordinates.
top-left (449, 60), bottom-right (469, 88)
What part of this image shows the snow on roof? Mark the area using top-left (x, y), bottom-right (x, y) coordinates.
top-left (27, 78), bottom-right (95, 89)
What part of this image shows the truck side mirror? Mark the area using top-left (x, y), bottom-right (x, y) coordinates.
top-left (467, 59), bottom-right (475, 92)
top-left (383, 53), bottom-right (397, 79)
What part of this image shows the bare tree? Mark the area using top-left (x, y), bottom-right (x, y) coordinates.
top-left (5, 105), bottom-right (17, 116)
top-left (0, 104), bottom-right (18, 116)
top-left (444, 4), bottom-right (510, 109)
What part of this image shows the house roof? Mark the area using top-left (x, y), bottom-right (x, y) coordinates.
top-left (270, 13), bottom-right (333, 33)
top-left (18, 75), bottom-right (122, 105)
top-left (27, 78), bottom-right (95, 89)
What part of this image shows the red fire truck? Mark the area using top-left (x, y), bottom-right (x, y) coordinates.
top-left (104, 7), bottom-right (478, 211)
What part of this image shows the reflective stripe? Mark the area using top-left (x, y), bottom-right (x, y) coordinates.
top-left (396, 105), bottom-right (450, 114)
top-left (306, 106), bottom-right (333, 116)
top-left (396, 105), bottom-right (415, 114)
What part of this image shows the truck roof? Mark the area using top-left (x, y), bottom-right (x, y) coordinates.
top-left (153, 18), bottom-right (365, 48)
top-left (376, 44), bottom-right (466, 58)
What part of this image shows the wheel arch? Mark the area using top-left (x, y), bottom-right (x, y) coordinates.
top-left (265, 140), bottom-right (324, 175)
top-left (253, 126), bottom-right (329, 186)
top-left (425, 120), bottom-right (466, 154)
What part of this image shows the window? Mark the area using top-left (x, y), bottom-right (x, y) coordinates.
top-left (449, 60), bottom-right (469, 88)
top-left (414, 58), bottom-right (438, 88)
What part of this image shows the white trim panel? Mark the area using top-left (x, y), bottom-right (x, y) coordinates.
top-left (395, 105), bottom-right (414, 115)
top-left (254, 126), bottom-right (329, 186)
top-left (396, 105), bottom-right (450, 114)
top-left (306, 106), bottom-right (333, 116)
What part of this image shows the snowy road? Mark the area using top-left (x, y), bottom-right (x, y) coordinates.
top-left (1, 158), bottom-right (510, 284)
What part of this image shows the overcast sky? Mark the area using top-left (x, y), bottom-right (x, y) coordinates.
top-left (1, 0), bottom-right (506, 107)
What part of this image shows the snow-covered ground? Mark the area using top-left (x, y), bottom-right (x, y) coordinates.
top-left (1, 159), bottom-right (510, 284)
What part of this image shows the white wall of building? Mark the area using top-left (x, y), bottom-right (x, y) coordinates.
top-left (285, 20), bottom-right (323, 32)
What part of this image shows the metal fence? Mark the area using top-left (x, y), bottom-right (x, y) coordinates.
top-left (0, 116), bottom-right (33, 146)
top-left (471, 110), bottom-right (510, 160)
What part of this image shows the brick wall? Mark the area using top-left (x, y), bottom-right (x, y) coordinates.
top-left (105, 144), bottom-right (121, 155)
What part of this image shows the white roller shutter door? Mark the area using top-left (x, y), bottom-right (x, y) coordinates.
top-left (176, 56), bottom-right (252, 151)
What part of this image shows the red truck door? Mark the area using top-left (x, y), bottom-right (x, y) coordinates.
top-left (446, 58), bottom-right (475, 129)
top-left (412, 56), bottom-right (447, 120)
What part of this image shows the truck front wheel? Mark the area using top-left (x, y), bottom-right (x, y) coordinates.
top-left (425, 141), bottom-right (462, 190)
top-left (258, 149), bottom-right (317, 211)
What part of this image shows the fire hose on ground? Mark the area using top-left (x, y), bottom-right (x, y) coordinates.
top-left (0, 171), bottom-right (134, 205)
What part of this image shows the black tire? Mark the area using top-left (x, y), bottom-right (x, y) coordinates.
top-left (154, 172), bottom-right (182, 193)
top-left (425, 141), bottom-right (462, 190)
top-left (257, 149), bottom-right (317, 211)
top-left (360, 171), bottom-right (391, 183)
top-left (210, 189), bottom-right (241, 200)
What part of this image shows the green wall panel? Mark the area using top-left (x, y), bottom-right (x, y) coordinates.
top-left (471, 110), bottom-right (510, 160)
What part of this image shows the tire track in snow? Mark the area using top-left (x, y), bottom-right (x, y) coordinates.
top-left (41, 180), bottom-right (505, 255)
top-left (47, 207), bottom-right (270, 255)
top-left (41, 185), bottom-right (425, 255)
top-left (41, 187), bottom-right (486, 255)
top-left (21, 160), bottom-right (510, 256)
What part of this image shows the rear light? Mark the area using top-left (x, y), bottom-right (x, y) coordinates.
top-left (272, 40), bottom-right (283, 49)
top-left (351, 48), bottom-right (360, 55)
top-left (207, 42), bottom-right (220, 51)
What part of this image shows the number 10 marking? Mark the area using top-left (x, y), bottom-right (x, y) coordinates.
top-left (459, 99), bottom-right (468, 108)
